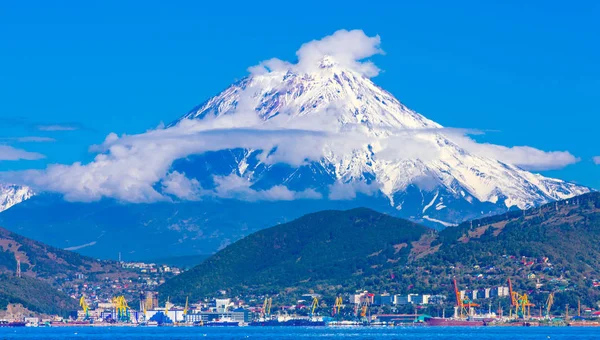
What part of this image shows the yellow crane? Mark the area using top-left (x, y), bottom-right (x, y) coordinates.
top-left (79, 296), bottom-right (89, 319)
top-left (333, 296), bottom-right (343, 315)
top-left (183, 296), bottom-right (189, 316)
top-left (111, 296), bottom-right (130, 322)
top-left (508, 278), bottom-right (535, 319)
top-left (517, 293), bottom-right (532, 319)
top-left (262, 297), bottom-right (272, 318)
top-left (311, 296), bottom-right (319, 316)
top-left (545, 293), bottom-right (554, 318)
top-left (165, 296), bottom-right (170, 315)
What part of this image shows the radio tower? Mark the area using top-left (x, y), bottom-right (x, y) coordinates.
top-left (16, 256), bottom-right (21, 278)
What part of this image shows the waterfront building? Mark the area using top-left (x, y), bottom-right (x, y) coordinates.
top-left (185, 309), bottom-right (250, 323)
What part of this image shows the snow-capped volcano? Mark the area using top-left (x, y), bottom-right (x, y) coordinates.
top-left (173, 54), bottom-right (588, 225)
top-left (0, 30), bottom-right (589, 259)
top-left (0, 184), bottom-right (34, 213)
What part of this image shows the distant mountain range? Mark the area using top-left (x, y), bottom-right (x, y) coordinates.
top-left (0, 55), bottom-right (589, 260)
top-left (160, 192), bottom-right (600, 309)
top-left (0, 183), bottom-right (33, 213)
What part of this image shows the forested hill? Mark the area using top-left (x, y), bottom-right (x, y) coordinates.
top-left (159, 208), bottom-right (430, 300)
top-left (0, 226), bottom-right (124, 280)
top-left (161, 193), bottom-right (600, 308)
top-left (0, 226), bottom-right (134, 315)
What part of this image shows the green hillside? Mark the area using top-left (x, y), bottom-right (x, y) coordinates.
top-left (0, 225), bottom-right (136, 316)
top-left (0, 226), bottom-right (127, 281)
top-left (160, 208), bottom-right (430, 300)
top-left (0, 274), bottom-right (79, 316)
top-left (160, 193), bottom-right (600, 309)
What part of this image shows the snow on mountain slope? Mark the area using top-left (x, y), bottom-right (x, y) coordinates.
top-left (174, 55), bottom-right (588, 224)
top-left (0, 184), bottom-right (34, 212)
top-left (3, 30), bottom-right (585, 229)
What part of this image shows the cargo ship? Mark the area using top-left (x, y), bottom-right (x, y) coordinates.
top-left (424, 317), bottom-right (486, 326)
top-left (0, 321), bottom-right (26, 327)
top-left (203, 321), bottom-right (242, 327)
top-left (249, 317), bottom-right (325, 327)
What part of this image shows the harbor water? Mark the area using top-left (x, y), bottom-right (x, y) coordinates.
top-left (1, 326), bottom-right (598, 339)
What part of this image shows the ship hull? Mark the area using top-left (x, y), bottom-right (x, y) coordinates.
top-left (0, 322), bottom-right (26, 327)
top-left (425, 318), bottom-right (485, 326)
top-left (249, 319), bottom-right (325, 327)
top-left (204, 321), bottom-right (241, 327)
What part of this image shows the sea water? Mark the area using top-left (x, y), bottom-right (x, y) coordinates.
top-left (0, 326), bottom-right (598, 339)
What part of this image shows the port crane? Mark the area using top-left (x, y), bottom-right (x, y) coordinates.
top-left (355, 294), bottom-right (372, 321)
top-left (507, 278), bottom-right (534, 319)
top-left (79, 296), bottom-right (90, 320)
top-left (112, 296), bottom-right (130, 322)
top-left (183, 296), bottom-right (189, 316)
top-left (332, 296), bottom-right (343, 316)
top-left (453, 278), bottom-right (479, 318)
top-left (262, 297), bottom-right (272, 318)
top-left (310, 296), bottom-right (319, 317)
top-left (545, 292), bottom-right (554, 318)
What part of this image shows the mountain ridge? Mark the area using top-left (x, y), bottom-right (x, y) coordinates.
top-left (160, 192), bottom-right (600, 308)
top-left (0, 183), bottom-right (33, 213)
top-left (170, 56), bottom-right (588, 226)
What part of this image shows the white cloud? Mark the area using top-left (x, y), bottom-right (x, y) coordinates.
top-left (5, 112), bottom-right (578, 203)
top-left (0, 145), bottom-right (45, 161)
top-left (212, 174), bottom-right (322, 201)
top-left (328, 181), bottom-right (380, 200)
top-left (0, 136), bottom-right (56, 143)
top-left (296, 29), bottom-right (383, 77)
top-left (249, 29), bottom-right (383, 77)
top-left (37, 124), bottom-right (79, 131)
top-left (447, 133), bottom-right (579, 171)
top-left (593, 156), bottom-right (600, 165)
top-left (161, 171), bottom-right (203, 201)
top-left (10, 118), bottom-right (359, 203)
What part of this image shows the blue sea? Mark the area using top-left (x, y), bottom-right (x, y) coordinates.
top-left (0, 326), bottom-right (599, 339)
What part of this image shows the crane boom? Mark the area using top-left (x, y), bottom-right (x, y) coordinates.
top-left (453, 278), bottom-right (462, 308)
top-left (311, 296), bottom-right (318, 316)
top-left (508, 278), bottom-right (517, 307)
top-left (546, 293), bottom-right (554, 317)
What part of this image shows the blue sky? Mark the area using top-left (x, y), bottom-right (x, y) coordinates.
top-left (0, 0), bottom-right (598, 188)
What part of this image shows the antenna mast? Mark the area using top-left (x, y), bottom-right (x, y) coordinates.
top-left (16, 256), bottom-right (21, 278)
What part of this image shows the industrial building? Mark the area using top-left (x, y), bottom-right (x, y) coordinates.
top-left (185, 309), bottom-right (251, 323)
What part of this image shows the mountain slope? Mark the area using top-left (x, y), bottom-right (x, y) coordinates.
top-left (160, 193), bottom-right (600, 306)
top-left (0, 183), bottom-right (33, 213)
top-left (0, 224), bottom-right (140, 315)
top-left (430, 191), bottom-right (600, 275)
top-left (159, 208), bottom-right (430, 300)
top-left (0, 223), bottom-right (125, 280)
top-left (0, 193), bottom-right (399, 259)
top-left (173, 57), bottom-right (588, 226)
top-left (0, 275), bottom-right (78, 316)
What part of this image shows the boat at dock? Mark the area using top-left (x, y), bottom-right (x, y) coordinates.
top-left (249, 317), bottom-right (325, 327)
top-left (425, 317), bottom-right (486, 326)
top-left (0, 321), bottom-right (27, 327)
